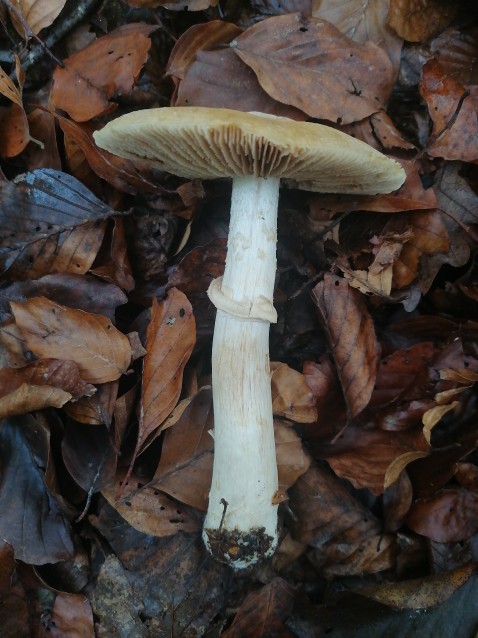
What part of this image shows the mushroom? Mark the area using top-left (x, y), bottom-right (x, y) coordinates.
top-left (93, 107), bottom-right (405, 569)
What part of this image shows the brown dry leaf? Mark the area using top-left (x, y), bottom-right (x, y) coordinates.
top-left (50, 593), bottom-right (94, 638)
top-left (0, 358), bottom-right (95, 400)
top-left (312, 274), bottom-right (380, 417)
top-left (289, 466), bottom-right (396, 576)
top-left (306, 160), bottom-right (436, 216)
top-left (406, 489), bottom-right (478, 542)
top-left (342, 110), bottom-right (415, 151)
top-left (393, 210), bottom-right (450, 289)
top-left (419, 60), bottom-right (478, 161)
top-left (0, 383), bottom-right (71, 418)
top-left (166, 20), bottom-right (242, 80)
top-left (101, 472), bottom-right (200, 536)
top-left (317, 425), bottom-right (430, 495)
top-left (387, 0), bottom-right (458, 43)
top-left (175, 48), bottom-right (306, 118)
top-left (271, 362), bottom-right (318, 423)
top-left (139, 289), bottom-right (196, 450)
top-left (313, 0), bottom-right (403, 70)
top-left (232, 13), bottom-right (395, 124)
top-left (340, 261), bottom-right (394, 297)
top-left (60, 117), bottom-right (161, 194)
top-left (51, 23), bottom-right (157, 122)
top-left (275, 421), bottom-right (311, 495)
top-left (384, 450), bottom-right (429, 489)
top-left (65, 381), bottom-right (118, 425)
top-left (356, 563), bottom-right (474, 610)
top-left (0, 62), bottom-right (32, 158)
top-left (440, 368), bottom-right (478, 383)
top-left (11, 297), bottom-right (132, 384)
top-left (223, 578), bottom-right (296, 638)
top-left (23, 109), bottom-right (61, 171)
top-left (9, 0), bottom-right (66, 36)
top-left (126, 0), bottom-right (217, 7)
top-left (370, 342), bottom-right (436, 409)
top-left (0, 169), bottom-right (120, 282)
top-left (152, 387), bottom-right (213, 511)
top-left (430, 27), bottom-right (478, 86)
top-left (422, 401), bottom-right (460, 444)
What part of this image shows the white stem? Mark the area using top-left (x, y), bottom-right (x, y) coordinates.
top-left (203, 176), bottom-right (280, 569)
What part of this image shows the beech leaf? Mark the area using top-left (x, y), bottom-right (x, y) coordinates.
top-left (312, 274), bottom-right (380, 417)
top-left (139, 289), bottom-right (196, 449)
top-left (51, 23), bottom-right (158, 121)
top-left (233, 13), bottom-right (395, 124)
top-left (11, 297), bottom-right (132, 384)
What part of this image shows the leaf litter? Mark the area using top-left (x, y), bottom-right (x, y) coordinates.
top-left (0, 1), bottom-right (478, 636)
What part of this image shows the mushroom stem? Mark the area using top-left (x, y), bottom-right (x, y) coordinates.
top-left (203, 175), bottom-right (280, 569)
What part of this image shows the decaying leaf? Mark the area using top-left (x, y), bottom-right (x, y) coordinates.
top-left (289, 466), bottom-right (396, 576)
top-left (223, 578), bottom-right (296, 638)
top-left (355, 562), bottom-right (474, 609)
top-left (138, 289), bottom-right (196, 450)
top-left (101, 472), bottom-right (201, 536)
top-left (387, 0), bottom-right (458, 43)
top-left (0, 415), bottom-right (74, 564)
top-left (11, 297), bottom-right (132, 384)
top-left (406, 489), bottom-right (478, 542)
top-left (51, 23), bottom-right (157, 121)
top-left (419, 60), bottom-right (478, 161)
top-left (312, 274), bottom-right (380, 417)
top-left (232, 13), bottom-right (395, 123)
top-left (9, 0), bottom-right (67, 36)
top-left (271, 362), bottom-right (318, 423)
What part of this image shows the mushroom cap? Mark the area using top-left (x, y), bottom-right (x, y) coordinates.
top-left (93, 107), bottom-right (405, 194)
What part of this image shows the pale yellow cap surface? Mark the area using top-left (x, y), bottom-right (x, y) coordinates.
top-left (93, 107), bottom-right (405, 194)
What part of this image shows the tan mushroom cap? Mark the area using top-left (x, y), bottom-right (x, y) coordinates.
top-left (93, 107), bottom-right (405, 194)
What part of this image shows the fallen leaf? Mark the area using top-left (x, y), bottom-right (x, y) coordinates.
top-left (223, 578), bottom-right (296, 638)
top-left (315, 424), bottom-right (430, 495)
top-left (9, 0), bottom-right (67, 36)
top-left (64, 380), bottom-right (118, 425)
top-left (419, 60), bottom-right (478, 161)
top-left (314, 0), bottom-right (403, 70)
top-left (175, 48), bottom-right (306, 118)
top-left (11, 297), bottom-right (132, 384)
top-left (392, 210), bottom-right (450, 289)
top-left (0, 358), bottom-right (95, 401)
top-left (0, 383), bottom-right (71, 418)
top-left (369, 342), bottom-right (436, 409)
top-left (0, 169), bottom-right (123, 281)
top-left (271, 362), bottom-right (318, 423)
top-left (60, 117), bottom-right (162, 194)
top-left (406, 489), bottom-right (478, 542)
top-left (0, 62), bottom-right (32, 158)
top-left (355, 562), bottom-right (474, 609)
top-left (166, 20), bottom-right (242, 80)
top-left (288, 466), bottom-right (396, 575)
top-left (126, 0), bottom-right (217, 7)
top-left (384, 450), bottom-right (429, 489)
top-left (233, 13), bottom-right (395, 123)
top-left (275, 420), bottom-right (311, 493)
top-left (312, 274), bottom-right (380, 417)
top-left (50, 593), bottom-right (94, 638)
top-left (139, 289), bottom-right (196, 449)
top-left (0, 273), bottom-right (128, 320)
top-left (91, 556), bottom-right (150, 638)
top-left (62, 421), bottom-right (117, 494)
top-left (387, 0), bottom-right (458, 43)
top-left (0, 415), bottom-right (74, 564)
top-left (430, 26), bottom-right (478, 86)
top-left (102, 472), bottom-right (201, 536)
top-left (422, 401), bottom-right (460, 444)
top-left (51, 23), bottom-right (157, 121)
top-left (152, 386), bottom-right (214, 510)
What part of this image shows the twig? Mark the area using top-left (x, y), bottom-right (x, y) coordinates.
top-left (1, 0), bottom-right (101, 76)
